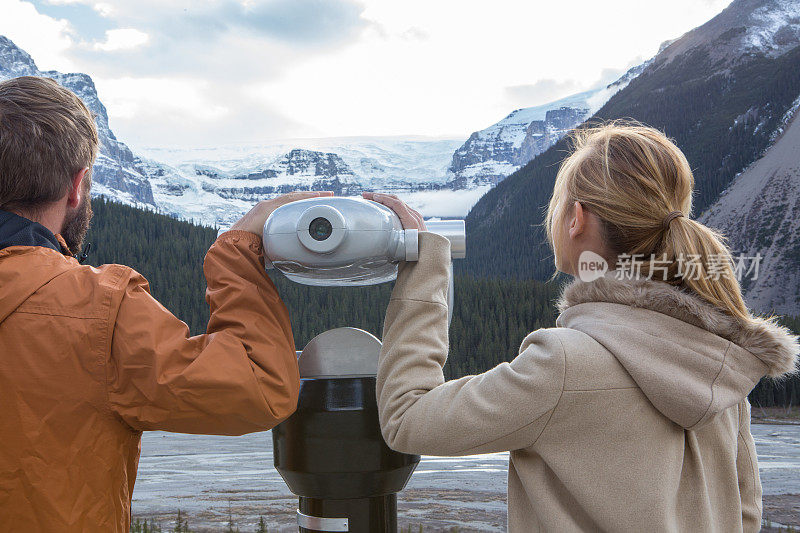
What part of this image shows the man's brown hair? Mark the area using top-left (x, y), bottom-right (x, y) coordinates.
top-left (0, 76), bottom-right (99, 213)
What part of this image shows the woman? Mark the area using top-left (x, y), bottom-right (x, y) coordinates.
top-left (364, 123), bottom-right (798, 532)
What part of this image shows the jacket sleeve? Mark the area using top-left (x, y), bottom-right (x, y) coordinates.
top-left (105, 230), bottom-right (299, 435)
top-left (377, 232), bottom-right (565, 456)
top-left (736, 399), bottom-right (763, 532)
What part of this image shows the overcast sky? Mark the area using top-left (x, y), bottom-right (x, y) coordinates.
top-left (1, 0), bottom-right (733, 149)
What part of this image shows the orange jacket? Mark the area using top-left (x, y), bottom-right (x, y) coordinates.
top-left (0, 229), bottom-right (299, 532)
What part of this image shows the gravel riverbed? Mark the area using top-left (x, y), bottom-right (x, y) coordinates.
top-left (131, 423), bottom-right (800, 531)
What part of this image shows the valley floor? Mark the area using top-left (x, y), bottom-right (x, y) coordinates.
top-left (131, 423), bottom-right (800, 532)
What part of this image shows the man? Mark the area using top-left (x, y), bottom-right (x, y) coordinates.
top-left (0, 76), bottom-right (329, 531)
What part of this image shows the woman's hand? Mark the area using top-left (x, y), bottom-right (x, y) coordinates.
top-left (230, 191), bottom-right (334, 235)
top-left (362, 192), bottom-right (427, 231)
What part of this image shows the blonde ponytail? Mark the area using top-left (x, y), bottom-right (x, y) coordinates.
top-left (664, 217), bottom-right (749, 321)
top-left (546, 121), bottom-right (754, 323)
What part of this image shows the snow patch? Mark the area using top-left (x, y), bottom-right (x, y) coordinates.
top-left (770, 92), bottom-right (800, 142)
top-left (745, 0), bottom-right (800, 55)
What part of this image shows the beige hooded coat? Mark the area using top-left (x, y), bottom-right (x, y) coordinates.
top-left (377, 233), bottom-right (799, 532)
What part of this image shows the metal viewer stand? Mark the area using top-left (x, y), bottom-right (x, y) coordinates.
top-left (264, 198), bottom-right (465, 531)
top-left (273, 328), bottom-right (420, 533)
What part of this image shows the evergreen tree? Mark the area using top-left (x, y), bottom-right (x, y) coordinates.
top-left (86, 198), bottom-right (800, 406)
top-left (225, 501), bottom-right (240, 533)
top-left (172, 509), bottom-right (189, 533)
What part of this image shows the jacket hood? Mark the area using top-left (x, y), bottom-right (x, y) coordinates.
top-left (555, 272), bottom-right (799, 429)
top-left (0, 209), bottom-right (64, 254)
top-left (0, 210), bottom-right (75, 324)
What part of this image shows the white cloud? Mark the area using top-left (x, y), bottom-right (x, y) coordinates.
top-left (90, 75), bottom-right (302, 148)
top-left (505, 80), bottom-right (585, 109)
top-left (0, 0), bottom-right (76, 72)
top-left (94, 77), bottom-right (227, 120)
top-left (400, 186), bottom-right (493, 218)
top-left (93, 2), bottom-right (114, 17)
top-left (93, 28), bottom-right (148, 51)
top-left (3, 0), bottom-right (735, 147)
top-left (251, 0), bottom-right (734, 139)
top-left (42, 0), bottom-right (113, 15)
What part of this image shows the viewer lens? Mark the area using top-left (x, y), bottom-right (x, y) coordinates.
top-left (309, 217), bottom-right (333, 241)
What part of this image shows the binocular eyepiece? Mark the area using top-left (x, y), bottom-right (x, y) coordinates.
top-left (262, 197), bottom-right (465, 286)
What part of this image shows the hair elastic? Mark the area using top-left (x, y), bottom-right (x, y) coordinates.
top-left (662, 211), bottom-right (683, 229)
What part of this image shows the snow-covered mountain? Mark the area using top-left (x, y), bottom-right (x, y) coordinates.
top-left (462, 0), bottom-right (800, 307)
top-left (660, 0), bottom-right (800, 64)
top-left (671, 0), bottom-right (800, 313)
top-left (448, 60), bottom-right (653, 188)
top-left (0, 32), bottom-right (654, 223)
top-left (137, 137), bottom-right (471, 225)
top-left (143, 137), bottom-right (463, 189)
top-left (0, 34), bottom-right (473, 223)
top-left (139, 147), bottom-right (364, 225)
top-left (0, 34), bottom-right (662, 224)
top-left (147, 66), bottom-right (658, 219)
top-left (0, 36), bottom-right (155, 207)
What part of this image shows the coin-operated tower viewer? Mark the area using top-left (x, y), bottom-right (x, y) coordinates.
top-left (262, 197), bottom-right (466, 533)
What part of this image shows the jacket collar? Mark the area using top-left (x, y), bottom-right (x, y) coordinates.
top-left (0, 209), bottom-right (69, 255)
top-left (557, 271), bottom-right (799, 378)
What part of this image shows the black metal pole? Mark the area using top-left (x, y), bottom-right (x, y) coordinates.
top-left (273, 377), bottom-right (419, 533)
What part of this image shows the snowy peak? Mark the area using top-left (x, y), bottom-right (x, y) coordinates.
top-left (194, 148), bottom-right (359, 188)
top-left (659, 0), bottom-right (800, 66)
top-left (494, 90), bottom-right (595, 127)
top-left (143, 148), bottom-right (366, 225)
top-left (0, 36), bottom-right (38, 77)
top-left (272, 148), bottom-right (357, 182)
top-left (448, 92), bottom-right (592, 187)
top-left (747, 0), bottom-right (800, 55)
top-left (198, 148), bottom-right (362, 199)
top-left (448, 58), bottom-right (652, 188)
top-left (448, 100), bottom-right (590, 187)
top-left (139, 138), bottom-right (471, 225)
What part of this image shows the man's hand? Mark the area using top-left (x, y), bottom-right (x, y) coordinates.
top-left (362, 192), bottom-right (427, 231)
top-left (230, 191), bottom-right (334, 235)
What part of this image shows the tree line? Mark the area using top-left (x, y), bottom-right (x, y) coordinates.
top-left (85, 197), bottom-right (799, 407)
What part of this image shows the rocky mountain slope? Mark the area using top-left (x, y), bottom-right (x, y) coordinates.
top-left (447, 60), bottom-right (651, 188)
top-left (463, 0), bottom-right (800, 293)
top-left (192, 148), bottom-right (361, 201)
top-left (140, 138), bottom-right (471, 225)
top-left (700, 95), bottom-right (800, 315)
top-left (660, 0), bottom-right (800, 62)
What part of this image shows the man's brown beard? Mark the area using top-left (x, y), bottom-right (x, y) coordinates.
top-left (61, 179), bottom-right (93, 254)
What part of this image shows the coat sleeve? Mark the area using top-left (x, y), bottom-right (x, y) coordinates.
top-left (376, 232), bottom-right (565, 456)
top-left (736, 399), bottom-right (763, 532)
top-left (105, 230), bottom-right (299, 435)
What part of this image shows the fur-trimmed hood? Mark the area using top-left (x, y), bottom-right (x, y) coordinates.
top-left (555, 272), bottom-right (799, 428)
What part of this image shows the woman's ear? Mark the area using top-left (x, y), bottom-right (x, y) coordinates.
top-left (568, 201), bottom-right (585, 240)
top-left (67, 167), bottom-right (89, 208)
